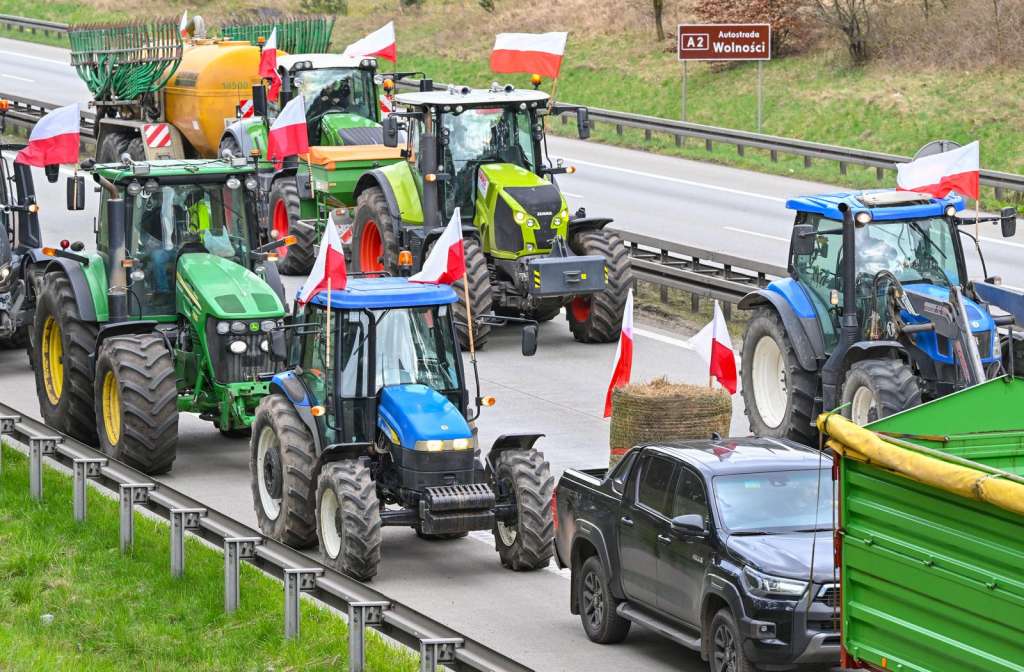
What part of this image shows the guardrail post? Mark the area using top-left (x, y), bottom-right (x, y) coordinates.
top-left (995, 187), bottom-right (1006, 201)
top-left (72, 457), bottom-right (106, 522)
top-left (840, 161), bottom-right (848, 176)
top-left (0, 414), bottom-right (20, 478)
top-left (169, 508), bottom-right (207, 578)
top-left (737, 144), bottom-right (745, 157)
top-left (283, 567), bottom-right (324, 639)
top-left (770, 150), bottom-right (778, 163)
top-left (615, 123), bottom-right (623, 136)
top-left (804, 156), bottom-right (812, 168)
top-left (644, 128), bottom-right (652, 142)
top-left (28, 436), bottom-right (61, 501)
top-left (876, 167), bottom-right (884, 181)
top-left (675, 134), bottom-right (682, 147)
top-left (119, 483), bottom-right (155, 554)
top-left (223, 537), bottom-right (261, 613)
top-left (348, 601), bottom-right (390, 672)
top-left (419, 638), bottom-right (463, 672)
top-left (705, 139), bottom-right (712, 153)
top-left (659, 250), bottom-right (669, 304)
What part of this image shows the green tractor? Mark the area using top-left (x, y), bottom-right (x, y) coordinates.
top-left (32, 156), bottom-right (292, 474)
top-left (220, 57), bottom-right (422, 275)
top-left (350, 84), bottom-right (632, 348)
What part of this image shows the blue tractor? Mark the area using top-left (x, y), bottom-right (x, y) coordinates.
top-left (250, 276), bottom-right (553, 581)
top-left (739, 189), bottom-right (1019, 443)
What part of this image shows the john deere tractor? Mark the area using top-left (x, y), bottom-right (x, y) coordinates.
top-left (252, 276), bottom-right (553, 581)
top-left (32, 156), bottom-right (292, 474)
top-left (349, 84), bottom-right (631, 348)
top-left (739, 187), bottom-right (1020, 443)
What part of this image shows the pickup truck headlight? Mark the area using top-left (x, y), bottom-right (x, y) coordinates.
top-left (741, 566), bottom-right (807, 598)
top-left (0, 263), bottom-right (11, 288)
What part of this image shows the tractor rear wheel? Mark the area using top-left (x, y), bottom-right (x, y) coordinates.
top-left (316, 459), bottom-right (382, 581)
top-left (94, 335), bottom-right (178, 475)
top-left (250, 394), bottom-right (319, 548)
top-left (841, 359), bottom-right (922, 425)
top-left (567, 229), bottom-right (631, 343)
top-left (452, 236), bottom-right (493, 350)
top-left (33, 273), bottom-right (98, 445)
top-left (270, 177), bottom-right (315, 276)
top-left (740, 308), bottom-right (817, 446)
top-left (492, 449), bottom-right (554, 571)
top-left (97, 130), bottom-right (133, 164)
top-left (352, 186), bottom-right (399, 273)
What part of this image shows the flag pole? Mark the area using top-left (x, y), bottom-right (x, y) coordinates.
top-left (325, 277), bottom-right (332, 373)
top-left (462, 269), bottom-right (477, 363)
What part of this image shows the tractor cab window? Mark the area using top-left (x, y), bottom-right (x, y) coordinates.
top-left (440, 106), bottom-right (537, 219)
top-left (854, 218), bottom-right (959, 288)
top-left (294, 68), bottom-right (374, 144)
top-left (792, 214), bottom-right (842, 350)
top-left (374, 304), bottom-right (460, 394)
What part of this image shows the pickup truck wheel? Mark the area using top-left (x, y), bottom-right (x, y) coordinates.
top-left (493, 449), bottom-right (554, 570)
top-left (710, 608), bottom-right (757, 672)
top-left (578, 556), bottom-right (630, 643)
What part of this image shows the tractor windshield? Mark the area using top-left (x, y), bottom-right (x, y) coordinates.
top-left (374, 304), bottom-right (462, 393)
top-left (854, 218), bottom-right (960, 287)
top-left (126, 182), bottom-right (254, 316)
top-left (293, 68), bottom-right (375, 140)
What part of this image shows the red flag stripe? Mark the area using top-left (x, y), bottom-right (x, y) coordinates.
top-left (603, 332), bottom-right (633, 417)
top-left (710, 338), bottom-right (738, 395)
top-left (899, 170), bottom-right (980, 201)
top-left (489, 49), bottom-right (563, 79)
top-left (15, 131), bottom-right (79, 167)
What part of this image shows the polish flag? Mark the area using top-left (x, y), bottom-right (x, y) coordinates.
top-left (342, 22), bottom-right (397, 63)
top-left (297, 219), bottom-right (348, 304)
top-left (179, 11), bottom-right (189, 39)
top-left (410, 208), bottom-right (465, 285)
top-left (897, 141), bottom-right (980, 200)
top-left (15, 103), bottom-right (80, 167)
top-left (266, 94), bottom-right (308, 168)
top-left (490, 32), bottom-right (568, 79)
top-left (603, 288), bottom-right (634, 418)
top-left (259, 28), bottom-right (282, 102)
top-left (689, 301), bottom-right (737, 394)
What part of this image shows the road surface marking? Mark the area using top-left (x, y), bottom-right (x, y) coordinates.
top-left (564, 157), bottom-right (787, 204)
top-left (724, 226), bottom-right (788, 242)
top-left (634, 327), bottom-right (697, 350)
top-left (0, 49), bottom-right (68, 66)
top-left (562, 191), bottom-right (584, 198)
top-left (1, 73), bottom-right (33, 82)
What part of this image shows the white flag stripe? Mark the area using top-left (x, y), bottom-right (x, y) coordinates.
top-left (342, 21), bottom-right (395, 58)
top-left (897, 141), bottom-right (979, 190)
top-left (271, 94), bottom-right (306, 130)
top-left (264, 27), bottom-right (277, 52)
top-left (409, 208), bottom-right (462, 282)
top-left (688, 300), bottom-right (731, 367)
top-left (298, 220), bottom-right (345, 304)
top-left (493, 32), bottom-right (568, 56)
top-left (29, 103), bottom-right (79, 141)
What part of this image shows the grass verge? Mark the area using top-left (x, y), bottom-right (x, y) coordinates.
top-left (0, 442), bottom-right (416, 672)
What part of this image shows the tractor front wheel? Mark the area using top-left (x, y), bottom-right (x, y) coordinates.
top-left (567, 229), bottom-right (631, 343)
top-left (94, 335), bottom-right (178, 475)
top-left (841, 359), bottom-right (922, 425)
top-left (250, 394), bottom-right (319, 548)
top-left (452, 236), bottom-right (493, 350)
top-left (492, 449), bottom-right (554, 571)
top-left (352, 187), bottom-right (399, 273)
top-left (269, 178), bottom-right (315, 276)
top-left (316, 459), bottom-right (382, 581)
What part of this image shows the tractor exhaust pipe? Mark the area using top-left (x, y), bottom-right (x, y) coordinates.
top-left (820, 203), bottom-right (860, 412)
top-left (100, 176), bottom-right (128, 322)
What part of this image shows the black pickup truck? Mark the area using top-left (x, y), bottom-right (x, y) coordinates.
top-left (554, 438), bottom-right (839, 672)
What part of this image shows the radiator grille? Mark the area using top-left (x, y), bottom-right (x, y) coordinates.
top-left (205, 320), bottom-right (274, 383)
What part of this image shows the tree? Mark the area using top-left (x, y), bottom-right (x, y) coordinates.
top-left (693, 0), bottom-right (809, 56)
top-left (652, 0), bottom-right (666, 41)
top-left (812, 0), bottom-right (875, 63)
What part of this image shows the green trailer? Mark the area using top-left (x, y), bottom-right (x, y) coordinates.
top-left (820, 377), bottom-right (1024, 672)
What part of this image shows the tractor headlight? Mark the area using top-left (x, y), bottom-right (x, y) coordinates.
top-left (260, 319), bottom-right (277, 332)
top-left (451, 437), bottom-right (473, 450)
top-left (514, 211), bottom-right (526, 224)
top-left (230, 321), bottom-right (247, 334)
top-left (527, 218), bottom-right (537, 228)
top-left (226, 176), bottom-right (241, 190)
top-left (855, 212), bottom-right (872, 225)
top-left (413, 438), bottom-right (475, 451)
top-left (216, 321), bottom-right (231, 335)
top-left (259, 338), bottom-right (269, 352)
top-left (245, 177), bottom-right (258, 191)
top-left (228, 340), bottom-right (248, 354)
top-left (416, 439), bottom-right (445, 452)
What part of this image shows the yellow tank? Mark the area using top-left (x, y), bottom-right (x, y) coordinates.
top-left (164, 40), bottom-right (279, 157)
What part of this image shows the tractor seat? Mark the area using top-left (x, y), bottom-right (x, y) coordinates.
top-left (302, 145), bottom-right (404, 170)
top-left (337, 127), bottom-right (384, 146)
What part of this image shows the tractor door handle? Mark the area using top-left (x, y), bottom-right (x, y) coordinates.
top-left (657, 534), bottom-right (672, 545)
top-left (620, 516), bottom-right (634, 527)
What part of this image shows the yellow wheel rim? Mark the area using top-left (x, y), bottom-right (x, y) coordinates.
top-left (41, 316), bottom-right (64, 406)
top-left (101, 371), bottom-right (121, 446)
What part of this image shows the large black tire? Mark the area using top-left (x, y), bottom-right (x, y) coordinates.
top-left (219, 135), bottom-right (243, 159)
top-left (125, 137), bottom-right (145, 162)
top-left (566, 229), bottom-right (632, 343)
top-left (352, 186), bottom-right (400, 273)
top-left (269, 177), bottom-right (316, 276)
top-left (94, 335), bottom-right (178, 475)
top-left (492, 449), bottom-right (554, 571)
top-left (577, 555), bottom-right (631, 644)
top-left (452, 236), bottom-right (493, 350)
top-left (740, 308), bottom-right (817, 446)
top-left (97, 130), bottom-right (132, 164)
top-left (708, 608), bottom-right (757, 672)
top-left (33, 273), bottom-right (98, 445)
top-left (841, 359), bottom-right (922, 425)
top-left (0, 326), bottom-right (28, 350)
top-left (249, 394), bottom-right (319, 548)
top-left (316, 459), bottom-right (382, 582)
top-left (24, 264), bottom-right (44, 366)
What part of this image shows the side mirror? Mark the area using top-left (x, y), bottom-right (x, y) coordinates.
top-left (521, 323), bottom-right (538, 357)
top-left (670, 514), bottom-right (707, 540)
top-left (44, 164), bottom-right (59, 184)
top-left (1001, 207), bottom-right (1017, 238)
top-left (66, 176), bottom-right (85, 211)
top-left (251, 84), bottom-right (268, 119)
top-left (382, 116), bottom-right (399, 148)
top-left (790, 223), bottom-right (815, 257)
top-left (576, 107), bottom-right (590, 140)
top-left (270, 329), bottom-right (288, 362)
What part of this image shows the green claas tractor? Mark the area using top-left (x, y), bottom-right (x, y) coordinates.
top-left (350, 84), bottom-right (631, 348)
top-left (252, 276), bottom-right (553, 580)
top-left (220, 58), bottom-right (422, 275)
top-left (32, 156), bottom-right (292, 474)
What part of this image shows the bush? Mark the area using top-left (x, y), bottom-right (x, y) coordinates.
top-left (300, 0), bottom-right (348, 13)
top-left (480, 0), bottom-right (496, 11)
top-left (692, 0), bottom-right (812, 56)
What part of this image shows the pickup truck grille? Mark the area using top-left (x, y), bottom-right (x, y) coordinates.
top-left (816, 584), bottom-right (840, 608)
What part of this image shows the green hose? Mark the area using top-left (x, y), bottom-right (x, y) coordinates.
top-left (69, 20), bottom-right (183, 101)
top-left (219, 15), bottom-right (335, 54)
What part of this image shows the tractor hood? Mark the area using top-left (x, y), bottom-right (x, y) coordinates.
top-left (377, 384), bottom-right (471, 449)
top-left (480, 163), bottom-right (566, 217)
top-left (320, 112), bottom-right (382, 146)
top-left (902, 283), bottom-right (994, 333)
top-left (176, 253), bottom-right (285, 320)
top-left (477, 163), bottom-right (568, 256)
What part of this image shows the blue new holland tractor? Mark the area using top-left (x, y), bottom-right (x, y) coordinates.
top-left (251, 276), bottom-right (553, 581)
top-left (739, 188), bottom-right (1019, 444)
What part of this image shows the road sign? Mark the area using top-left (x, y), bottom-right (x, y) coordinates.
top-left (677, 24), bottom-right (771, 61)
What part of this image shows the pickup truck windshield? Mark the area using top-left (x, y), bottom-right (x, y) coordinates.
top-left (713, 469), bottom-right (833, 533)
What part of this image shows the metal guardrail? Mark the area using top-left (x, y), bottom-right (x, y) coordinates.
top-left (0, 403), bottom-right (533, 672)
top-left (0, 14), bottom-right (67, 38)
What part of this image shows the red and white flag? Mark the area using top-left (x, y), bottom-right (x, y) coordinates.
top-left (410, 208), bottom-right (465, 285)
top-left (297, 219), bottom-right (348, 304)
top-left (259, 28), bottom-right (282, 102)
top-left (490, 32), bottom-right (568, 79)
top-left (897, 141), bottom-right (980, 200)
top-left (342, 22), bottom-right (396, 63)
top-left (16, 103), bottom-right (80, 167)
top-left (603, 288), bottom-right (634, 418)
top-left (179, 11), bottom-right (189, 39)
top-left (689, 300), bottom-right (737, 394)
top-left (266, 94), bottom-right (308, 167)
